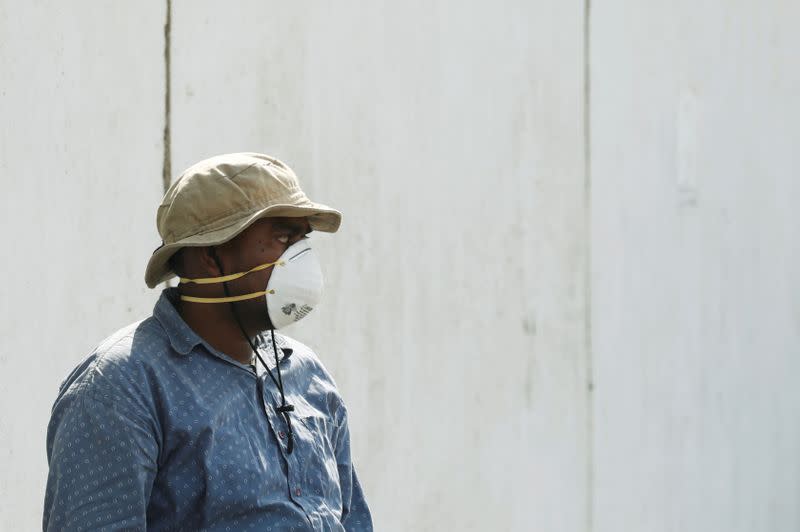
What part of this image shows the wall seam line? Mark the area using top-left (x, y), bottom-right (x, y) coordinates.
top-left (162, 0), bottom-right (172, 194)
top-left (160, 0), bottom-right (172, 288)
top-left (583, 0), bottom-right (594, 530)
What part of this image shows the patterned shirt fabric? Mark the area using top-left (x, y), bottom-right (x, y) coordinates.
top-left (44, 287), bottom-right (373, 531)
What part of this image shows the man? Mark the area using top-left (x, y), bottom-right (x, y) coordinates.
top-left (43, 153), bottom-right (373, 531)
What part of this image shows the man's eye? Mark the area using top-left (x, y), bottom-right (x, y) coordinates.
top-left (277, 235), bottom-right (290, 244)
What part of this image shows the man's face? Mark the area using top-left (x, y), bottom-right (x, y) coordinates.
top-left (214, 216), bottom-right (312, 331)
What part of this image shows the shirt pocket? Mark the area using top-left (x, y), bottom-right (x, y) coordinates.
top-left (292, 404), bottom-right (343, 510)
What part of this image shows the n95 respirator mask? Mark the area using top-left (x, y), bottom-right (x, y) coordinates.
top-left (178, 238), bottom-right (324, 329)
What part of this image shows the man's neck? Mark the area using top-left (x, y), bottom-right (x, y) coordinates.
top-left (175, 299), bottom-right (257, 365)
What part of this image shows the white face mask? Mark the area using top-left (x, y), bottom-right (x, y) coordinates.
top-left (264, 239), bottom-right (323, 329)
top-left (178, 238), bottom-right (324, 329)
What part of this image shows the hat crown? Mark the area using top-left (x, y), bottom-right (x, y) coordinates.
top-left (157, 153), bottom-right (308, 243)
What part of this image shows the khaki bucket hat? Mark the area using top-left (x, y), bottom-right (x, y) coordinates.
top-left (144, 152), bottom-right (341, 288)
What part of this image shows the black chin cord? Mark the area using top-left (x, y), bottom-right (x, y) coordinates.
top-left (210, 250), bottom-right (295, 454)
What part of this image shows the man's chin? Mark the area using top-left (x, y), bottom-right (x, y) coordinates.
top-left (252, 317), bottom-right (276, 336)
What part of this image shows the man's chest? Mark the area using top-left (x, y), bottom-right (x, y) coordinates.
top-left (149, 366), bottom-right (343, 525)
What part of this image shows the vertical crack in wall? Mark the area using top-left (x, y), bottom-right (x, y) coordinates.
top-left (161, 0), bottom-right (172, 288)
top-left (583, 0), bottom-right (594, 530)
top-left (162, 0), bottom-right (172, 193)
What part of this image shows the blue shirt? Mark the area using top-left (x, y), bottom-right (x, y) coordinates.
top-left (44, 288), bottom-right (373, 531)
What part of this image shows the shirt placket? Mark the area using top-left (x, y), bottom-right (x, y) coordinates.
top-left (258, 376), bottom-right (320, 530)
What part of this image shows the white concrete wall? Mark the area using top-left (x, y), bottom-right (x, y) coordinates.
top-left (0, 3), bottom-right (166, 530)
top-left (591, 1), bottom-right (800, 531)
top-left (1, 1), bottom-right (798, 531)
top-left (171, 2), bottom-right (588, 530)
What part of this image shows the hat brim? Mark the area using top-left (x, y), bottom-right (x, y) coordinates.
top-left (144, 202), bottom-right (341, 288)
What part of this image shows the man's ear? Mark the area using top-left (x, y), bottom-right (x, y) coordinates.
top-left (203, 246), bottom-right (226, 276)
top-left (181, 246), bottom-right (224, 278)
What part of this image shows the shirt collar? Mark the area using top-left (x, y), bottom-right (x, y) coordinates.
top-left (153, 287), bottom-right (294, 363)
top-left (153, 287), bottom-right (204, 355)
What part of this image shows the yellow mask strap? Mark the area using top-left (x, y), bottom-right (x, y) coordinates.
top-left (180, 289), bottom-right (275, 304)
top-left (178, 259), bottom-right (285, 304)
top-left (179, 259), bottom-right (285, 285)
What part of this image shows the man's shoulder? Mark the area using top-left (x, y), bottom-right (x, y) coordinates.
top-left (56, 316), bottom-right (171, 405)
top-left (278, 333), bottom-right (336, 380)
top-left (92, 316), bottom-right (168, 363)
top-left (46, 318), bottom-right (170, 471)
top-left (275, 333), bottom-right (348, 418)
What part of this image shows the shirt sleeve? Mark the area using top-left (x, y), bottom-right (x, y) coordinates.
top-left (334, 404), bottom-right (374, 532)
top-left (43, 390), bottom-right (159, 531)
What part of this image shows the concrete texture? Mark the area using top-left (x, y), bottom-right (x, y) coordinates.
top-left (591, 1), bottom-right (800, 531)
top-left (0, 3), bottom-right (166, 530)
top-left (1, 0), bottom-right (798, 531)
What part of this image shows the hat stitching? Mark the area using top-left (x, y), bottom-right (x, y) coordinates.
top-left (225, 161), bottom-right (259, 180)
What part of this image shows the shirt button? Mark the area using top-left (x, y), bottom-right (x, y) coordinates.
top-left (278, 431), bottom-right (285, 439)
top-left (295, 488), bottom-right (301, 496)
